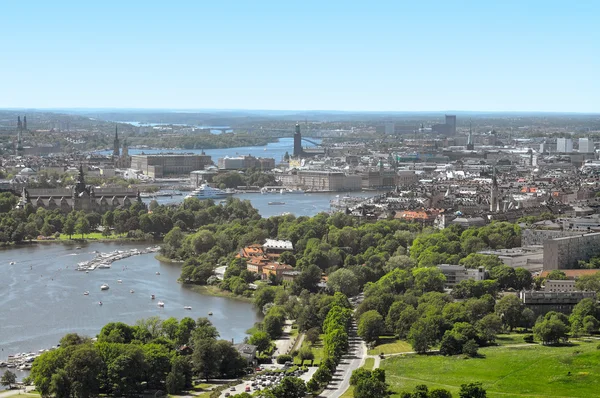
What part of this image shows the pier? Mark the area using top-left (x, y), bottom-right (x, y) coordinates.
top-left (76, 246), bottom-right (160, 271)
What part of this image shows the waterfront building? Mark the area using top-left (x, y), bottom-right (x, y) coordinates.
top-left (190, 170), bottom-right (218, 187)
top-left (293, 123), bottom-right (302, 157)
top-left (131, 154), bottom-right (212, 178)
top-left (217, 155), bottom-right (275, 170)
top-left (279, 170), bottom-right (361, 191)
top-left (263, 239), bottom-right (293, 254)
top-left (16, 165), bottom-right (140, 213)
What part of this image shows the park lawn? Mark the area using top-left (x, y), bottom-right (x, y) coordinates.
top-left (382, 340), bottom-right (600, 398)
top-left (57, 232), bottom-right (117, 240)
top-left (192, 382), bottom-right (214, 390)
top-left (494, 332), bottom-right (533, 346)
top-left (368, 336), bottom-right (413, 355)
top-left (363, 357), bottom-right (375, 370)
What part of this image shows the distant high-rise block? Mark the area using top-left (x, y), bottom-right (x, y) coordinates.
top-left (384, 122), bottom-right (395, 134)
top-left (579, 137), bottom-right (594, 153)
top-left (556, 137), bottom-right (573, 153)
top-left (445, 115), bottom-right (456, 135)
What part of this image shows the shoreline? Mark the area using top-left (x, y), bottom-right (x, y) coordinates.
top-left (154, 254), bottom-right (184, 264)
top-left (188, 285), bottom-right (254, 303)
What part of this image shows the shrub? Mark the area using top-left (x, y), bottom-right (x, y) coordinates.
top-left (462, 339), bottom-right (479, 358)
top-left (276, 354), bottom-right (293, 364)
top-left (524, 334), bottom-right (534, 343)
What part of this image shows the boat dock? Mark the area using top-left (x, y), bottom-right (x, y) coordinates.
top-left (76, 246), bottom-right (160, 271)
top-left (0, 345), bottom-right (61, 370)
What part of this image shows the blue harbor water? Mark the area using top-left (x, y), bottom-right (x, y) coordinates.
top-left (99, 137), bottom-right (319, 163)
top-left (0, 242), bottom-right (260, 363)
top-left (144, 191), bottom-right (380, 218)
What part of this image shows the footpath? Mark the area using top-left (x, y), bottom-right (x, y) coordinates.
top-left (273, 320), bottom-right (297, 357)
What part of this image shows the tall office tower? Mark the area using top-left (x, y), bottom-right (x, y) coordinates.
top-left (579, 138), bottom-right (594, 153)
top-left (557, 137), bottom-right (573, 153)
top-left (23, 116), bottom-right (27, 130)
top-left (445, 115), bottom-right (456, 135)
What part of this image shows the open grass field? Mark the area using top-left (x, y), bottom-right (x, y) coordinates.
top-left (495, 333), bottom-right (533, 346)
top-left (368, 336), bottom-right (413, 355)
top-left (382, 340), bottom-right (600, 397)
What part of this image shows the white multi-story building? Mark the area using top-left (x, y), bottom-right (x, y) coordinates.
top-left (579, 138), bottom-right (594, 153)
top-left (556, 138), bottom-right (573, 153)
top-left (437, 264), bottom-right (486, 288)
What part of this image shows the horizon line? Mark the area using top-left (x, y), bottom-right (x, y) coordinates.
top-left (0, 107), bottom-right (599, 115)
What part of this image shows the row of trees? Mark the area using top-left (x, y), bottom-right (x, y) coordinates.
top-left (212, 168), bottom-right (277, 189)
top-left (306, 297), bottom-right (353, 393)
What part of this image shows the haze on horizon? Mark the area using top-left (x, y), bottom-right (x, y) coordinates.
top-left (1, 1), bottom-right (598, 113)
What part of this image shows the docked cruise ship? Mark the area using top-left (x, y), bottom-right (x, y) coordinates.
top-left (185, 184), bottom-right (233, 200)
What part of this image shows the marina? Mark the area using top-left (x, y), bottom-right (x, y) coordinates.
top-left (76, 246), bottom-right (160, 271)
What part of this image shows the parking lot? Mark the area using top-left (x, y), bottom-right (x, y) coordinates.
top-left (220, 365), bottom-right (317, 397)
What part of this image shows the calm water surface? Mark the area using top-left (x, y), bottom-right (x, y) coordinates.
top-left (0, 242), bottom-right (259, 361)
top-left (145, 191), bottom-right (379, 218)
top-left (99, 137), bottom-right (319, 163)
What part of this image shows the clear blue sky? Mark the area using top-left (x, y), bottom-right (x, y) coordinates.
top-left (1, 0), bottom-right (598, 112)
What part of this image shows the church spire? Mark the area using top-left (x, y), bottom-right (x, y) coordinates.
top-left (466, 120), bottom-right (474, 150)
top-left (113, 125), bottom-right (120, 157)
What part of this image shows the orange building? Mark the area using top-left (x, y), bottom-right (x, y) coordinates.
top-left (262, 263), bottom-right (294, 280)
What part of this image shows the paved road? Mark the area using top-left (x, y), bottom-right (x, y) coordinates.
top-left (319, 323), bottom-right (367, 398)
top-left (0, 387), bottom-right (35, 398)
top-left (273, 321), bottom-right (296, 356)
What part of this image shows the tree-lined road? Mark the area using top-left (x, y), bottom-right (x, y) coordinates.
top-left (319, 323), bottom-right (367, 398)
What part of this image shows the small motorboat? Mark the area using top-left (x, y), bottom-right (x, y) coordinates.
top-left (117, 280), bottom-right (122, 284)
top-left (100, 284), bottom-right (109, 290)
top-left (75, 247), bottom-right (81, 250)
top-left (83, 291), bottom-right (89, 296)
top-left (98, 301), bottom-right (103, 306)
top-left (157, 301), bottom-right (165, 307)
top-left (130, 289), bottom-right (135, 293)
top-left (208, 311), bottom-right (213, 316)
top-left (151, 294), bottom-right (156, 300)
top-left (268, 201), bottom-right (285, 205)
top-left (184, 306), bottom-right (192, 310)
top-left (85, 271), bottom-right (89, 274)
top-left (155, 272), bottom-right (160, 275)
top-left (9, 261), bottom-right (15, 265)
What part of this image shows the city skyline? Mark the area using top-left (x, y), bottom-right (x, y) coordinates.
top-left (1, 0), bottom-right (598, 112)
